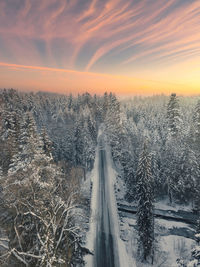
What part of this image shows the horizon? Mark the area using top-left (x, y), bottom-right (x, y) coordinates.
top-left (0, 0), bottom-right (200, 95)
top-left (1, 87), bottom-right (200, 99)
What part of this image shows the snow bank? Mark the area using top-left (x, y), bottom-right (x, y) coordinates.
top-left (160, 235), bottom-right (194, 267)
top-left (155, 199), bottom-right (193, 212)
top-left (84, 145), bottom-right (99, 266)
top-left (105, 142), bottom-right (135, 267)
top-left (157, 218), bottom-right (194, 231)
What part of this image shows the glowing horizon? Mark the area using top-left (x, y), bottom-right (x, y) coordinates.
top-left (0, 0), bottom-right (200, 95)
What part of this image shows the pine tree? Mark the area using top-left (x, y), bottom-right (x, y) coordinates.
top-left (136, 142), bottom-right (154, 263)
top-left (87, 116), bottom-right (97, 144)
top-left (192, 99), bottom-right (200, 153)
top-left (105, 93), bottom-right (122, 163)
top-left (68, 93), bottom-right (73, 110)
top-left (194, 100), bottom-right (200, 136)
top-left (162, 138), bottom-right (182, 204)
top-left (177, 145), bottom-right (199, 204)
top-left (1, 107), bottom-right (21, 173)
top-left (41, 128), bottom-right (53, 158)
top-left (102, 92), bottom-right (109, 121)
top-left (8, 113), bottom-right (44, 174)
top-left (74, 116), bottom-right (85, 167)
top-left (167, 93), bottom-right (181, 137)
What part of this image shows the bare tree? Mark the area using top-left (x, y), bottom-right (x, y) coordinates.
top-left (0, 153), bottom-right (82, 266)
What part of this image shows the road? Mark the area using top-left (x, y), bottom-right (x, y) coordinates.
top-left (93, 138), bottom-right (120, 267)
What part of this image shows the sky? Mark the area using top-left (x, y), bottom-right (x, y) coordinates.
top-left (0, 0), bottom-right (200, 95)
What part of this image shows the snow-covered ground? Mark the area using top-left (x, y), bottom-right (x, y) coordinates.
top-left (105, 142), bottom-right (135, 267)
top-left (155, 199), bottom-right (193, 213)
top-left (84, 139), bottom-right (99, 266)
top-left (115, 174), bottom-right (196, 267)
top-left (119, 214), bottom-right (195, 267)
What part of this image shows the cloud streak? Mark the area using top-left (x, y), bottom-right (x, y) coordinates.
top-left (0, 0), bottom-right (200, 93)
top-left (1, 61), bottom-right (197, 95)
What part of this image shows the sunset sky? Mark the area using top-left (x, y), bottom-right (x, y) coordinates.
top-left (0, 0), bottom-right (200, 95)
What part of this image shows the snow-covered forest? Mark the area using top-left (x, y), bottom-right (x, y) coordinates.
top-left (0, 89), bottom-right (200, 267)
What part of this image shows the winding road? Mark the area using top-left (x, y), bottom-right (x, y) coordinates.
top-left (93, 138), bottom-right (120, 267)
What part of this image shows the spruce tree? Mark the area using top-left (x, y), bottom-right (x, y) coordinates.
top-left (41, 128), bottom-right (53, 158)
top-left (194, 100), bottom-right (200, 134)
top-left (8, 113), bottom-right (44, 174)
top-left (192, 99), bottom-right (200, 153)
top-left (74, 116), bottom-right (85, 167)
top-left (87, 116), bottom-right (97, 144)
top-left (177, 145), bottom-right (199, 204)
top-left (136, 141), bottom-right (154, 263)
top-left (167, 93), bottom-right (181, 137)
top-left (1, 108), bottom-right (21, 173)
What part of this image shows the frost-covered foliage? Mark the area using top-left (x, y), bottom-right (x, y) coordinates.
top-left (1, 154), bottom-right (81, 266)
top-left (136, 142), bottom-right (154, 263)
top-left (0, 89), bottom-right (98, 174)
top-left (107, 93), bottom-right (200, 206)
top-left (167, 93), bottom-right (182, 137)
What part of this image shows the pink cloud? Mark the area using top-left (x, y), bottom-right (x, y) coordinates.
top-left (0, 0), bottom-right (200, 75)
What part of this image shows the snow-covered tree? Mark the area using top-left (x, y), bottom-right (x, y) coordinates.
top-left (87, 116), bottom-right (97, 144)
top-left (191, 99), bottom-right (200, 157)
top-left (136, 141), bottom-right (154, 263)
top-left (74, 116), bottom-right (85, 167)
top-left (41, 127), bottom-right (53, 158)
top-left (177, 145), bottom-right (199, 204)
top-left (0, 132), bottom-right (81, 266)
top-left (193, 100), bottom-right (200, 144)
top-left (0, 107), bottom-right (21, 173)
top-left (167, 93), bottom-right (182, 137)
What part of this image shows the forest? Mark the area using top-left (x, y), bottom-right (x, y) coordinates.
top-left (0, 89), bottom-right (200, 267)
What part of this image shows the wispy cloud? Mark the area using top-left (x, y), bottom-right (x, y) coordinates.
top-left (1, 0), bottom-right (200, 71)
top-left (0, 61), bottom-right (108, 76)
top-left (1, 61), bottom-right (195, 95)
top-left (0, 0), bottom-right (200, 94)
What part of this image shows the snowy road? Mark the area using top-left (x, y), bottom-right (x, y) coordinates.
top-left (93, 138), bottom-right (120, 267)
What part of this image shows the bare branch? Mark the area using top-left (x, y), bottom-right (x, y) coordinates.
top-left (11, 249), bottom-right (28, 266)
